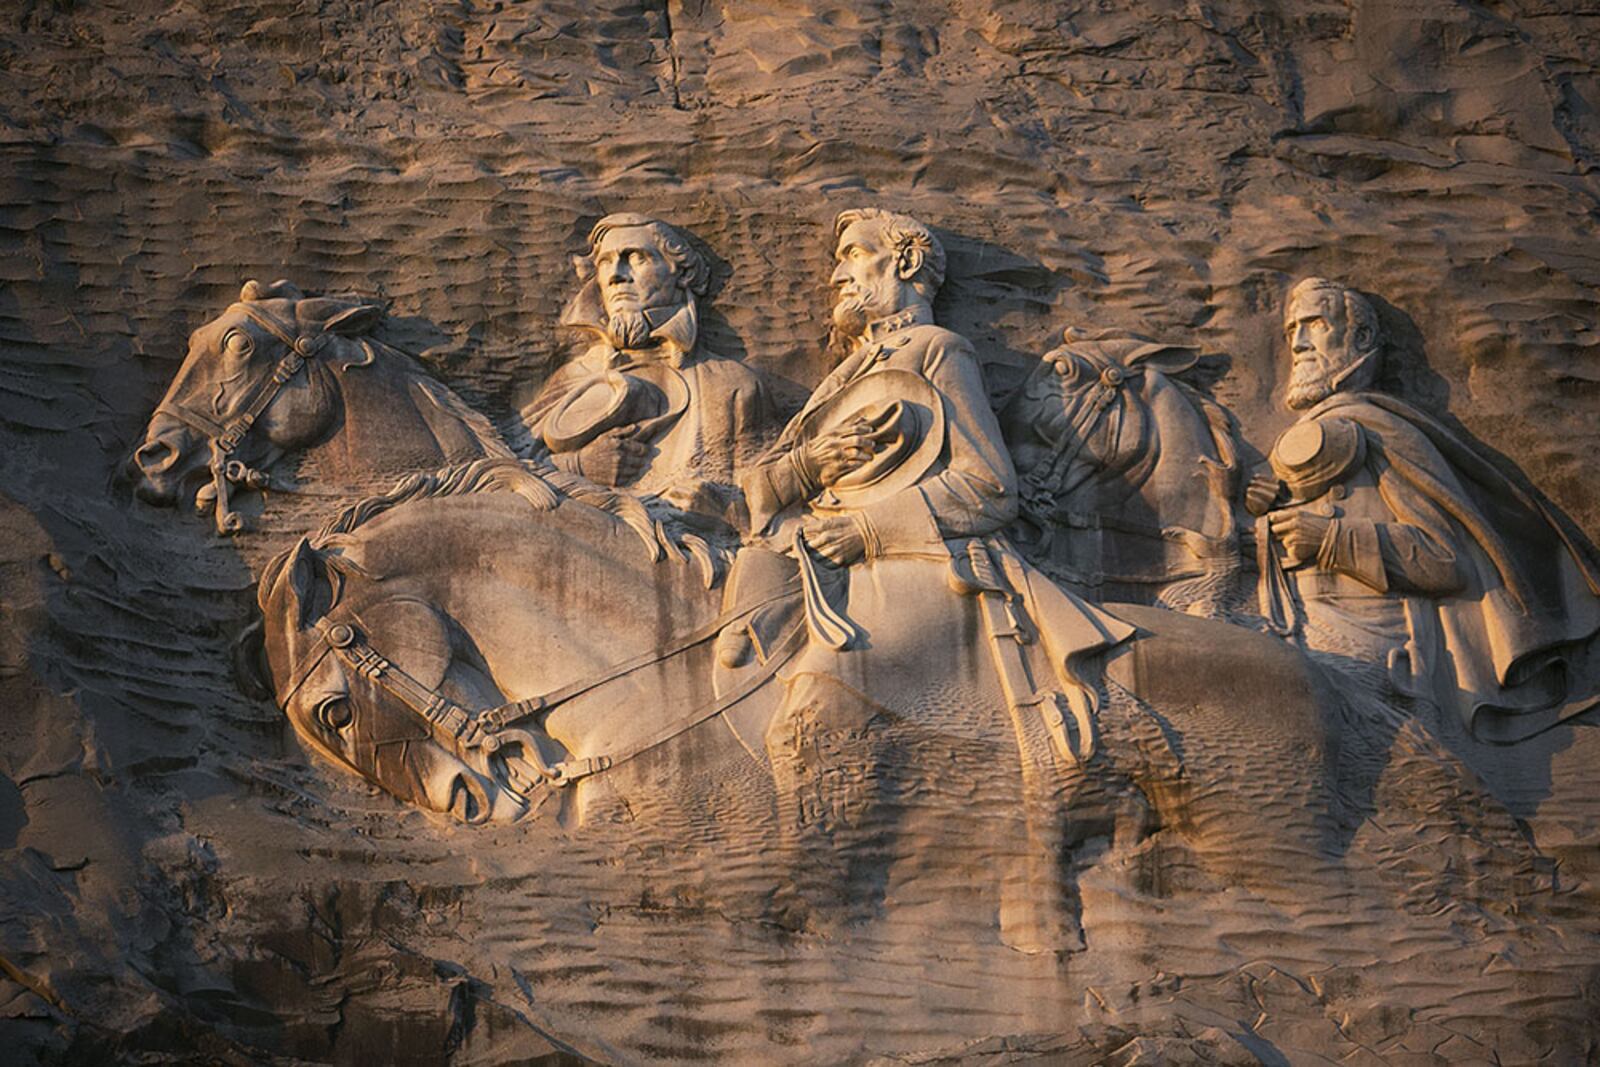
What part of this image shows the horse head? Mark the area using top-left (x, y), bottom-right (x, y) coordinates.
top-left (1009, 327), bottom-right (1201, 515)
top-left (1002, 327), bottom-right (1246, 614)
top-left (248, 536), bottom-right (530, 823)
top-left (130, 279), bottom-right (384, 531)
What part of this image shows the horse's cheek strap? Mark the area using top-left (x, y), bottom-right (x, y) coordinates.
top-left (278, 632), bottom-right (335, 710)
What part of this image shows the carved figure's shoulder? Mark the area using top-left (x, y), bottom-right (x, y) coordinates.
top-left (897, 324), bottom-right (977, 372)
top-left (1314, 394), bottom-right (1433, 450)
top-left (903, 322), bottom-right (971, 349)
top-left (693, 350), bottom-right (769, 392)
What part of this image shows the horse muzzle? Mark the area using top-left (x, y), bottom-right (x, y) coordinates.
top-left (129, 413), bottom-right (209, 506)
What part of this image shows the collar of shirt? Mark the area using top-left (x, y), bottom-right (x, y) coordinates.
top-left (561, 285), bottom-right (700, 369)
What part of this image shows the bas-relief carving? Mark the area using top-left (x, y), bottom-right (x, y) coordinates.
top-left (999, 326), bottom-right (1246, 617)
top-left (520, 213), bottom-right (774, 528)
top-left (137, 210), bottom-right (1600, 960)
top-left (1254, 277), bottom-right (1600, 741)
top-left (129, 279), bottom-right (510, 533)
top-left (233, 211), bottom-right (1356, 959)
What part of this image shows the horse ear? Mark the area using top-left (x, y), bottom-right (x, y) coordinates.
top-left (322, 303), bottom-right (383, 336)
top-left (266, 537), bottom-right (332, 629)
top-left (298, 298), bottom-right (383, 337)
top-left (240, 278), bottom-right (306, 302)
top-left (231, 617), bottom-right (274, 700)
top-left (1125, 343), bottom-right (1199, 377)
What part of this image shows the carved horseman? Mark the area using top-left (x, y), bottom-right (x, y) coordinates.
top-left (521, 213), bottom-right (774, 526)
top-left (1254, 277), bottom-right (1600, 740)
top-left (726, 208), bottom-right (1137, 951)
top-left (734, 207), bottom-right (1134, 756)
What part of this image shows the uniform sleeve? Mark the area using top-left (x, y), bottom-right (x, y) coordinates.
top-left (1316, 461), bottom-right (1465, 595)
top-left (740, 362), bottom-right (851, 533)
top-left (858, 334), bottom-right (1018, 556)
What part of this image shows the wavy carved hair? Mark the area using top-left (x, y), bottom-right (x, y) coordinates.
top-left (1289, 276), bottom-right (1383, 362)
top-left (585, 213), bottom-right (710, 298)
top-left (834, 207), bottom-right (947, 299)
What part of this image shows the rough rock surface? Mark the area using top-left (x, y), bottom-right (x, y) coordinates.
top-left (2, 1), bottom-right (1599, 1063)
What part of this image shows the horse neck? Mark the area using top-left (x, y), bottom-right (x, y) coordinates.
top-left (332, 494), bottom-right (720, 699)
top-left (1071, 374), bottom-right (1238, 539)
top-left (306, 340), bottom-right (503, 479)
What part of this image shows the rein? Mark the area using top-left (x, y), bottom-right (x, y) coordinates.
top-left (158, 302), bottom-right (334, 534)
top-left (282, 579), bottom-right (804, 801)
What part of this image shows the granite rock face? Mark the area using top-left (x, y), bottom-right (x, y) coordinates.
top-left (3, 2), bottom-right (1600, 1064)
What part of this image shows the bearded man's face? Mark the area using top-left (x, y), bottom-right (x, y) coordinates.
top-left (593, 225), bottom-right (681, 349)
top-left (828, 219), bottom-right (905, 348)
top-left (1284, 290), bottom-right (1354, 410)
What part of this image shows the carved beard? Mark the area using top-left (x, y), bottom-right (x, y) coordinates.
top-left (1286, 350), bottom-right (1346, 410)
top-left (605, 307), bottom-right (653, 350)
top-left (1286, 366), bottom-right (1333, 410)
top-left (827, 294), bottom-right (871, 360)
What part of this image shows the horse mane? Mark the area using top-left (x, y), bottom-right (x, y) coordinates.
top-left (309, 458), bottom-right (730, 587)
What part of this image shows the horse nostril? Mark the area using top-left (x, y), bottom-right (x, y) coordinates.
top-left (130, 435), bottom-right (194, 505)
top-left (133, 437), bottom-right (179, 476)
top-left (447, 775), bottom-right (489, 823)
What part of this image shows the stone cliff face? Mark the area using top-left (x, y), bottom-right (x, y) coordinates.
top-left (2, 2), bottom-right (1599, 1064)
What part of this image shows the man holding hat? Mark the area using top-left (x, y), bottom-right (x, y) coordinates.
top-left (1254, 277), bottom-right (1600, 740)
top-left (744, 207), bottom-right (1015, 560)
top-left (735, 208), bottom-right (1133, 767)
top-left (523, 213), bottom-right (773, 525)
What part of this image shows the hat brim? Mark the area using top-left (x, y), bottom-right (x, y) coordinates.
top-left (798, 368), bottom-right (947, 511)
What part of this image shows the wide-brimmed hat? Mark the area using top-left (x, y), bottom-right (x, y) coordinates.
top-left (798, 368), bottom-right (947, 512)
top-left (541, 363), bottom-right (691, 452)
top-left (1271, 415), bottom-right (1366, 502)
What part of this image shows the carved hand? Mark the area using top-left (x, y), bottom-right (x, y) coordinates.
top-left (569, 428), bottom-right (650, 486)
top-left (802, 419), bottom-right (880, 488)
top-left (803, 515), bottom-right (867, 566)
top-left (1268, 508), bottom-right (1333, 568)
top-left (1245, 470), bottom-right (1285, 517)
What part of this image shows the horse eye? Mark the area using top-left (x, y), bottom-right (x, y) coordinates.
top-left (222, 329), bottom-right (254, 357)
top-left (1049, 353), bottom-right (1087, 385)
top-left (315, 696), bottom-right (353, 732)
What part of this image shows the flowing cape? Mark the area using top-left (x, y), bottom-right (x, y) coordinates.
top-left (1314, 392), bottom-right (1600, 739)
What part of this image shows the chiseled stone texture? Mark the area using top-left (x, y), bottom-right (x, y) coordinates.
top-left (1, 2), bottom-right (1599, 1063)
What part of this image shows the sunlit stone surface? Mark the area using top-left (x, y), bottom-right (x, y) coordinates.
top-left (4, 4), bottom-right (1600, 1063)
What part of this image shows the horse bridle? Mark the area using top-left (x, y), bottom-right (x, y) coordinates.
top-left (1020, 358), bottom-right (1137, 525)
top-left (278, 580), bottom-right (805, 806)
top-left (157, 302), bottom-right (333, 534)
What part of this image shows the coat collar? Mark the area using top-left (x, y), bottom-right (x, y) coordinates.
top-left (859, 303), bottom-right (933, 345)
top-left (563, 285), bottom-right (700, 368)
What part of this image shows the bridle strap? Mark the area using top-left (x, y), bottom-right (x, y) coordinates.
top-left (158, 302), bottom-right (327, 458)
top-left (278, 580), bottom-right (804, 789)
top-left (576, 614), bottom-right (806, 780)
top-left (1022, 363), bottom-right (1138, 512)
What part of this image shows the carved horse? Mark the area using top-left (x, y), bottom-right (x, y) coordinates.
top-left (130, 279), bottom-right (509, 533)
top-left (1001, 327), bottom-right (1246, 617)
top-left (245, 460), bottom-right (1351, 950)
